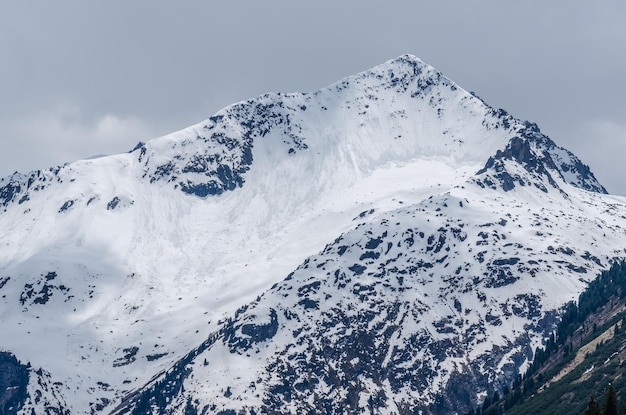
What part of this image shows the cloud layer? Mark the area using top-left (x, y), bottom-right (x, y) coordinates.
top-left (1, 106), bottom-right (156, 175)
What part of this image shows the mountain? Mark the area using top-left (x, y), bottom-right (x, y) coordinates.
top-left (0, 54), bottom-right (625, 415)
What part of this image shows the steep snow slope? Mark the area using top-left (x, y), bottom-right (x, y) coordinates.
top-left (0, 55), bottom-right (621, 414)
top-left (111, 127), bottom-right (626, 415)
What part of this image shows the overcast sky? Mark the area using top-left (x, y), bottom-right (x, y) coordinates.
top-left (1, 1), bottom-right (625, 195)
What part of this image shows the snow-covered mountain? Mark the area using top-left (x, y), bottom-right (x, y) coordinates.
top-left (1, 54), bottom-right (625, 415)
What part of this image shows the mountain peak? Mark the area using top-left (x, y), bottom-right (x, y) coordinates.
top-left (379, 53), bottom-right (431, 72)
top-left (380, 53), bottom-right (432, 71)
top-left (348, 53), bottom-right (450, 93)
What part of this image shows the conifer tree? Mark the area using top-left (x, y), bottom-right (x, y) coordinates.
top-left (584, 395), bottom-right (600, 415)
top-left (603, 385), bottom-right (619, 415)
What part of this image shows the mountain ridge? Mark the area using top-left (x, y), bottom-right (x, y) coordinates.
top-left (0, 55), bottom-right (604, 206)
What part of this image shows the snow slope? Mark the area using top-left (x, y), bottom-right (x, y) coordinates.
top-left (112, 128), bottom-right (626, 415)
top-left (0, 55), bottom-right (623, 414)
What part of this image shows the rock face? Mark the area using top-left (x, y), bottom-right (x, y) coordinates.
top-left (476, 121), bottom-right (606, 194)
top-left (0, 55), bottom-right (625, 415)
top-left (0, 352), bottom-right (29, 415)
